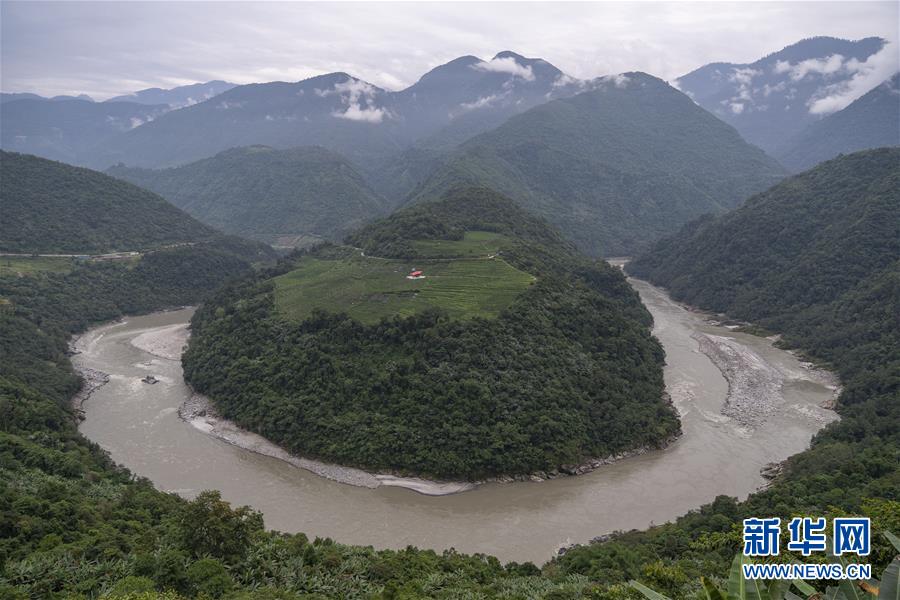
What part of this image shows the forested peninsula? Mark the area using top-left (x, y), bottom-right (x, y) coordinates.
top-left (183, 188), bottom-right (681, 481)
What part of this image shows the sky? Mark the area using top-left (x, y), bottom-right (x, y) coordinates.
top-left (2, 1), bottom-right (898, 100)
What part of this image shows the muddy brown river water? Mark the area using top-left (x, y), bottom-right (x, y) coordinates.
top-left (75, 276), bottom-right (838, 564)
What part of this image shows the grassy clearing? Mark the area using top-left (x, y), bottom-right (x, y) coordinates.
top-left (411, 231), bottom-right (508, 258)
top-left (274, 253), bottom-right (534, 324)
top-left (0, 256), bottom-right (74, 276)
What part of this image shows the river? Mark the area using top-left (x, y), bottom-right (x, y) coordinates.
top-left (74, 276), bottom-right (837, 565)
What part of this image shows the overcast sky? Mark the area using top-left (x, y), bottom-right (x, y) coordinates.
top-left (2, 1), bottom-right (897, 100)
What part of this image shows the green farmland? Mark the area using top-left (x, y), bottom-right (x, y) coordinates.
top-left (411, 230), bottom-right (507, 258)
top-left (274, 251), bottom-right (535, 324)
top-left (0, 255), bottom-right (74, 276)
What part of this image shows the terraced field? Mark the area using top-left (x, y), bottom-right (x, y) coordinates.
top-left (411, 231), bottom-right (507, 258)
top-left (274, 236), bottom-right (534, 324)
top-left (0, 256), bottom-right (74, 276)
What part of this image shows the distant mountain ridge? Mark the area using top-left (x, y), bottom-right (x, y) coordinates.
top-left (107, 145), bottom-right (387, 246)
top-left (0, 98), bottom-right (168, 167)
top-left (1, 92), bottom-right (95, 103)
top-left (4, 52), bottom-right (583, 172)
top-left (676, 36), bottom-right (890, 153)
top-left (106, 80), bottom-right (236, 108)
top-left (774, 73), bottom-right (900, 171)
top-left (406, 72), bottom-right (787, 256)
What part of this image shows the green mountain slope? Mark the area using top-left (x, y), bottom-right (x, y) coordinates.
top-left (183, 187), bottom-right (680, 480)
top-left (775, 73), bottom-right (900, 171)
top-left (627, 148), bottom-right (899, 333)
top-left (408, 73), bottom-right (786, 256)
top-left (1, 151), bottom-right (233, 254)
top-left (107, 145), bottom-right (387, 246)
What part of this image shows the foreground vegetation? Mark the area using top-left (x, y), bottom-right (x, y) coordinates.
top-left (184, 188), bottom-right (679, 480)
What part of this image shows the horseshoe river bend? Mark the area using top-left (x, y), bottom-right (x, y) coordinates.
top-left (73, 272), bottom-right (839, 565)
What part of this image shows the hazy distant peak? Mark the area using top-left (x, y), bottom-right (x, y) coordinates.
top-left (492, 50), bottom-right (527, 61)
top-left (757, 36), bottom-right (885, 66)
top-left (675, 36), bottom-right (896, 152)
top-left (106, 80), bottom-right (236, 108)
top-left (50, 94), bottom-right (95, 102)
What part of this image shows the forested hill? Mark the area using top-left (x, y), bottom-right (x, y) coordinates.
top-left (627, 148), bottom-right (899, 334)
top-left (107, 145), bottom-right (388, 246)
top-left (183, 187), bottom-right (680, 480)
top-left (406, 72), bottom-right (786, 256)
top-left (1, 151), bottom-right (233, 254)
top-left (554, 147), bottom-right (899, 586)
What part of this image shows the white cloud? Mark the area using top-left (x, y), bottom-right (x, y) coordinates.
top-left (729, 67), bottom-right (760, 85)
top-left (761, 81), bottom-right (786, 97)
top-left (216, 100), bottom-right (244, 109)
top-left (320, 77), bottom-right (390, 123)
top-left (472, 57), bottom-right (535, 81)
top-left (552, 73), bottom-right (579, 89)
top-left (459, 93), bottom-right (503, 111)
top-left (725, 68), bottom-right (760, 111)
top-left (787, 53), bottom-right (846, 80)
top-left (598, 73), bottom-right (631, 88)
top-left (806, 45), bottom-right (900, 114)
top-left (336, 104), bottom-right (388, 122)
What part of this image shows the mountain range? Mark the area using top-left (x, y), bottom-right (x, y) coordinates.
top-left (676, 36), bottom-right (890, 154)
top-left (92, 51), bottom-right (582, 172)
top-left (407, 72), bottom-right (786, 255)
top-left (1, 52), bottom-right (581, 172)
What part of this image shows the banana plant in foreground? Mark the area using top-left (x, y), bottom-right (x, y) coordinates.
top-left (629, 532), bottom-right (900, 600)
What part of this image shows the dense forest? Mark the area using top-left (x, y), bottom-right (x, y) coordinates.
top-left (554, 148), bottom-right (899, 592)
top-left (183, 188), bottom-right (680, 480)
top-left (107, 145), bottom-right (388, 246)
top-left (0, 152), bottom-right (235, 254)
top-left (406, 73), bottom-right (785, 256)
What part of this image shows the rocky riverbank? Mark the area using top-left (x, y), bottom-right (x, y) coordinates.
top-left (69, 367), bottom-right (110, 421)
top-left (692, 331), bottom-right (839, 429)
top-left (178, 393), bottom-right (476, 495)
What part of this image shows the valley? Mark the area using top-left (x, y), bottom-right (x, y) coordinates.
top-left (73, 273), bottom-right (838, 564)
